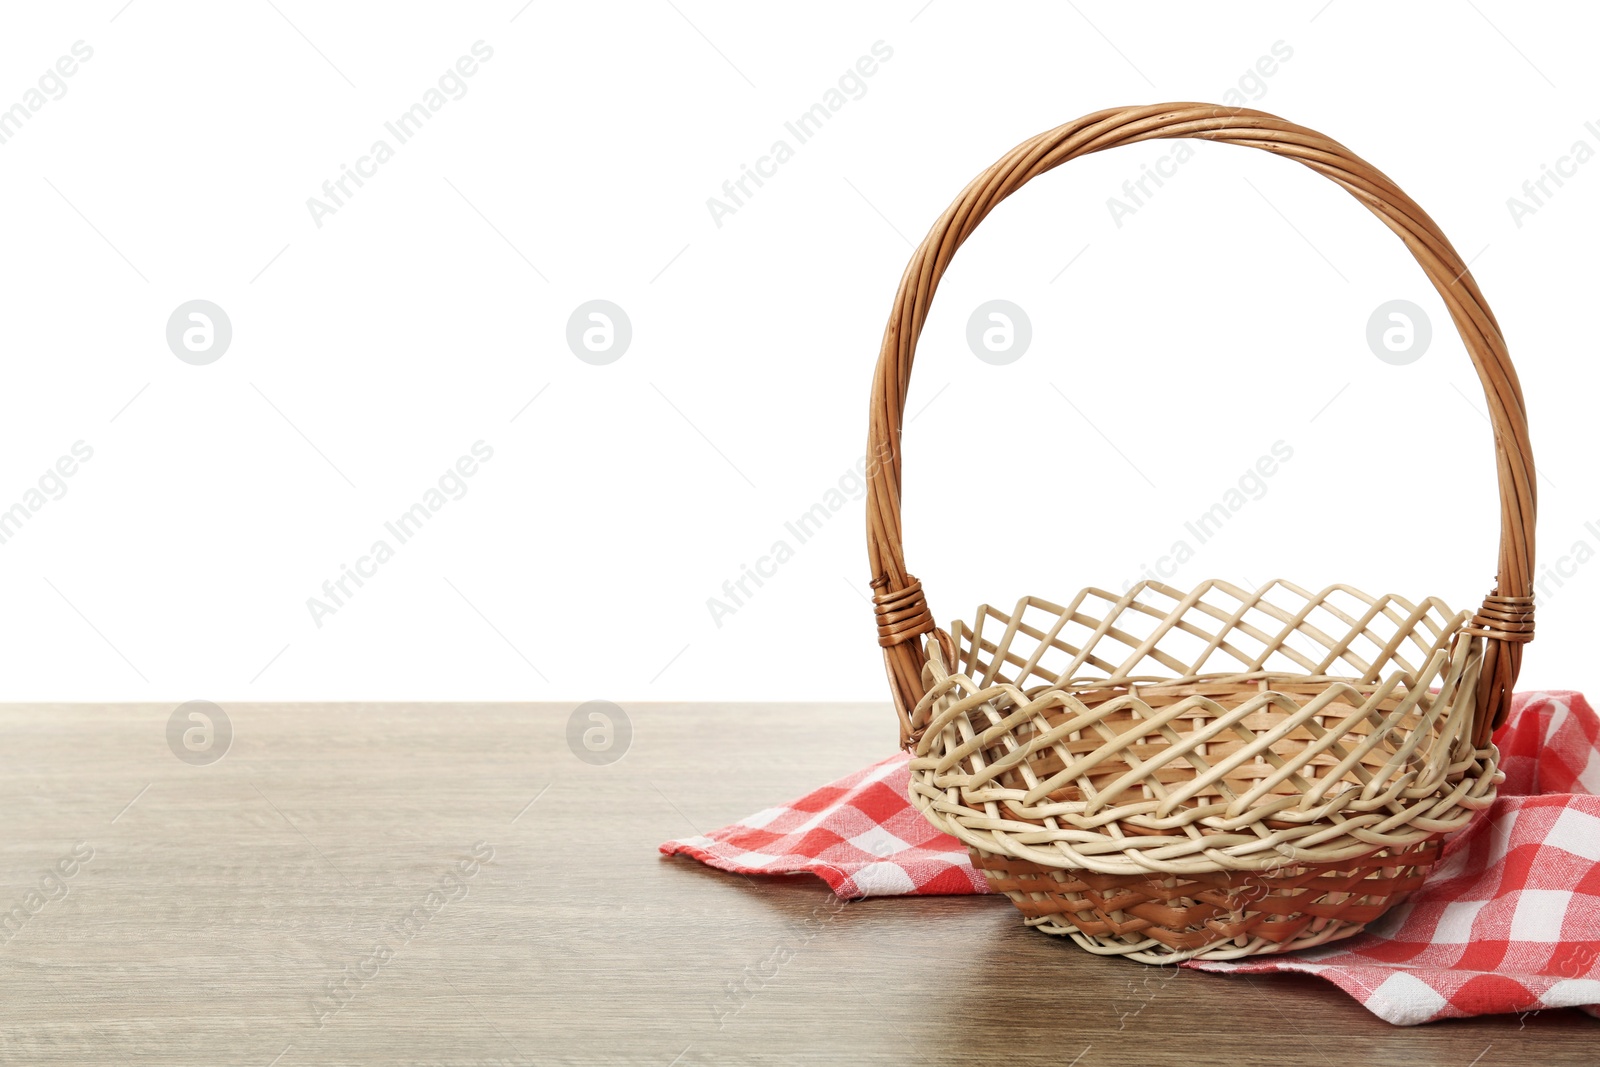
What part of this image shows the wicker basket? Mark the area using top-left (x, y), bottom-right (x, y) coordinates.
top-left (863, 104), bottom-right (1536, 962)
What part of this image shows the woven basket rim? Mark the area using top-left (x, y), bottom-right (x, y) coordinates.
top-left (906, 578), bottom-right (1500, 877)
top-left (943, 577), bottom-right (1472, 695)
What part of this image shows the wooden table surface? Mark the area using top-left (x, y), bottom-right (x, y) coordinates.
top-left (0, 702), bottom-right (1590, 1066)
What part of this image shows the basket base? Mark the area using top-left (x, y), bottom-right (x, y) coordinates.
top-left (969, 839), bottom-right (1441, 963)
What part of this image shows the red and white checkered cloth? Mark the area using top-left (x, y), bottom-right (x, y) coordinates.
top-left (661, 691), bottom-right (1600, 1025)
top-left (660, 750), bottom-right (987, 896)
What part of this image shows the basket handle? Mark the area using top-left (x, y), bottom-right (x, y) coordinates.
top-left (865, 104), bottom-right (1536, 748)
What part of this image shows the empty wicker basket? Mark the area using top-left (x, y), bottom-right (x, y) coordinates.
top-left (864, 104), bottom-right (1536, 962)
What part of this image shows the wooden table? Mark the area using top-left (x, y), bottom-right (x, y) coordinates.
top-left (0, 703), bottom-right (1590, 1065)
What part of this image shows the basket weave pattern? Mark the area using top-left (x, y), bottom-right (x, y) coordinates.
top-left (862, 105), bottom-right (1537, 961)
top-left (906, 581), bottom-right (1500, 960)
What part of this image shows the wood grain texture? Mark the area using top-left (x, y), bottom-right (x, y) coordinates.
top-left (0, 702), bottom-right (1589, 1066)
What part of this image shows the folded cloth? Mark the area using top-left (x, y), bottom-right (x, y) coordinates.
top-left (660, 751), bottom-right (986, 896)
top-left (661, 691), bottom-right (1600, 1025)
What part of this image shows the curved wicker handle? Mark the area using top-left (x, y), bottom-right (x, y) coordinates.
top-left (865, 104), bottom-right (1536, 747)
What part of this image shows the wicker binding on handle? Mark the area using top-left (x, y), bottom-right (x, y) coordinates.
top-left (862, 104), bottom-right (1536, 962)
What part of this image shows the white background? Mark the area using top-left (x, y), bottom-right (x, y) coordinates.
top-left (0, 1), bottom-right (1594, 706)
